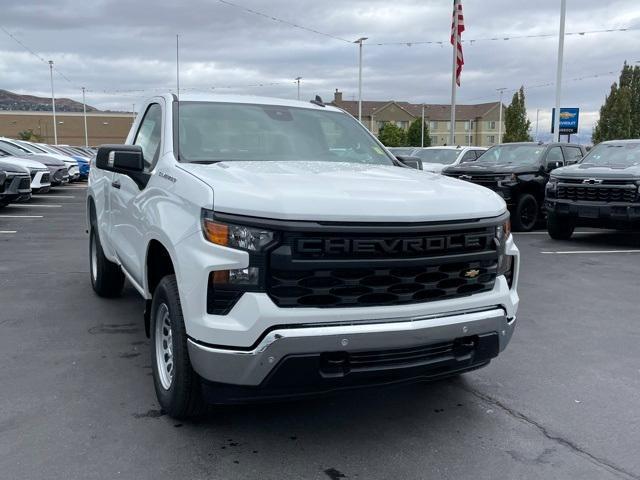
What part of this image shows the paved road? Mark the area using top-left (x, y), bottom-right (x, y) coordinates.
top-left (1, 186), bottom-right (639, 480)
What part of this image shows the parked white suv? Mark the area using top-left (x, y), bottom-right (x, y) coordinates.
top-left (411, 146), bottom-right (487, 173)
top-left (87, 94), bottom-right (519, 418)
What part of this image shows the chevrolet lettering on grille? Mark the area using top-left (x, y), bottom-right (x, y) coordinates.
top-left (296, 233), bottom-right (493, 256)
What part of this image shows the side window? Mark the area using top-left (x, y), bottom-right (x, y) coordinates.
top-left (461, 150), bottom-right (477, 163)
top-left (134, 103), bottom-right (163, 171)
top-left (474, 149), bottom-right (486, 159)
top-left (564, 146), bottom-right (583, 163)
top-left (546, 146), bottom-right (565, 163)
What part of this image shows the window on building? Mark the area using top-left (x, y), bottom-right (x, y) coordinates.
top-left (430, 135), bottom-right (438, 145)
top-left (488, 121), bottom-right (496, 129)
top-left (446, 121), bottom-right (451, 131)
top-left (397, 121), bottom-right (409, 129)
top-left (464, 121), bottom-right (470, 131)
top-left (488, 135), bottom-right (496, 144)
top-left (377, 120), bottom-right (388, 130)
top-left (430, 121), bottom-right (438, 130)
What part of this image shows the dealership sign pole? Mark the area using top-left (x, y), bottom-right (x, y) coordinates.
top-left (553, 0), bottom-right (567, 142)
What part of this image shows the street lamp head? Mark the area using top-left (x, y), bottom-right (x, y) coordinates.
top-left (354, 37), bottom-right (368, 43)
top-left (295, 76), bottom-right (302, 81)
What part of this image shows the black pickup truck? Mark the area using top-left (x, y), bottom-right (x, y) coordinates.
top-left (443, 142), bottom-right (586, 231)
top-left (545, 140), bottom-right (640, 239)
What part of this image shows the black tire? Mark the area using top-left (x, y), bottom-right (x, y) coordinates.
top-left (547, 212), bottom-right (575, 240)
top-left (512, 194), bottom-right (539, 232)
top-left (89, 226), bottom-right (125, 297)
top-left (150, 275), bottom-right (205, 419)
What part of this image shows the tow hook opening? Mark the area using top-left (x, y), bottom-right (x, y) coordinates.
top-left (320, 351), bottom-right (350, 378)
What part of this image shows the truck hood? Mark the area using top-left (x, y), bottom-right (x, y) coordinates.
top-left (21, 153), bottom-right (65, 167)
top-left (0, 156), bottom-right (48, 171)
top-left (553, 162), bottom-right (640, 180)
top-left (179, 161), bottom-right (506, 222)
top-left (444, 163), bottom-right (538, 175)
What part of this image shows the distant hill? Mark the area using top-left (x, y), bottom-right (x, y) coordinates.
top-left (0, 89), bottom-right (98, 112)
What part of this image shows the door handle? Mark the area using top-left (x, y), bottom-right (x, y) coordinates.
top-left (111, 180), bottom-right (121, 189)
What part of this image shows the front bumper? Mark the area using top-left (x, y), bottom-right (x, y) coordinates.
top-left (189, 306), bottom-right (513, 400)
top-left (30, 170), bottom-right (51, 191)
top-left (546, 198), bottom-right (640, 225)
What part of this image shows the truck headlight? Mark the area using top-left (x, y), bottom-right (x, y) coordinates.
top-left (497, 174), bottom-right (517, 187)
top-left (201, 209), bottom-right (274, 251)
top-left (496, 219), bottom-right (514, 286)
top-left (546, 176), bottom-right (559, 196)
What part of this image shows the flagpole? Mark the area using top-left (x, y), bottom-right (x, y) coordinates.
top-left (449, 1), bottom-right (458, 146)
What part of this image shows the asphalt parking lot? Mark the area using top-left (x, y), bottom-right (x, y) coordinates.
top-left (1, 187), bottom-right (639, 480)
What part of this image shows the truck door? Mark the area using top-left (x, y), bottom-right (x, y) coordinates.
top-left (109, 102), bottom-right (163, 284)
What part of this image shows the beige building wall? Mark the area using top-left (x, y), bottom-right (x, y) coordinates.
top-left (0, 111), bottom-right (135, 146)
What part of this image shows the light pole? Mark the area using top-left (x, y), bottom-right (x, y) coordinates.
top-left (81, 87), bottom-right (88, 147)
top-left (354, 37), bottom-right (367, 123)
top-left (295, 77), bottom-right (302, 100)
top-left (497, 87), bottom-right (507, 144)
top-left (535, 108), bottom-right (540, 141)
top-left (49, 60), bottom-right (57, 145)
top-left (421, 104), bottom-right (425, 148)
top-left (553, 0), bottom-right (567, 142)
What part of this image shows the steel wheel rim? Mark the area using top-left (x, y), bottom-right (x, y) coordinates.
top-left (155, 303), bottom-right (174, 390)
top-left (90, 232), bottom-right (98, 282)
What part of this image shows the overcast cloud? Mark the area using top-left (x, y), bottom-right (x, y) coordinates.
top-left (2, 0), bottom-right (640, 136)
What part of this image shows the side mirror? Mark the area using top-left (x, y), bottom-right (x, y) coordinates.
top-left (96, 144), bottom-right (144, 173)
top-left (396, 155), bottom-right (423, 170)
top-left (96, 144), bottom-right (150, 189)
top-left (546, 160), bottom-right (563, 171)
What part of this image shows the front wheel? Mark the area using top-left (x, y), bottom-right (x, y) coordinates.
top-left (89, 226), bottom-right (125, 297)
top-left (150, 275), bottom-right (205, 419)
top-left (512, 194), bottom-right (539, 232)
top-left (547, 213), bottom-right (575, 240)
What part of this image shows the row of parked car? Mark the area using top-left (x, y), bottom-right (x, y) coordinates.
top-left (0, 138), bottom-right (95, 207)
top-left (390, 140), bottom-right (639, 239)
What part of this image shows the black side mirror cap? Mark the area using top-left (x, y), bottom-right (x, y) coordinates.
top-left (96, 144), bottom-right (150, 189)
top-left (546, 160), bottom-right (564, 171)
top-left (96, 144), bottom-right (144, 172)
top-left (396, 155), bottom-right (423, 170)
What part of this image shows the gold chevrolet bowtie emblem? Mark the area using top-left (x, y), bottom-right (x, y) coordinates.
top-left (464, 269), bottom-right (480, 279)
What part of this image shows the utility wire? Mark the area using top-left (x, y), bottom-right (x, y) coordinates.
top-left (372, 26), bottom-right (639, 46)
top-left (215, 0), bottom-right (354, 43)
top-left (0, 24), bottom-right (77, 87)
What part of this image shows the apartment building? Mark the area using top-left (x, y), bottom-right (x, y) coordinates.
top-left (330, 90), bottom-right (505, 147)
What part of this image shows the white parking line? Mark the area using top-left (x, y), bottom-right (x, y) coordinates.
top-left (0, 231), bottom-right (17, 234)
top-left (33, 195), bottom-right (75, 199)
top-left (8, 204), bottom-right (61, 208)
top-left (0, 215), bottom-right (43, 218)
top-left (541, 250), bottom-right (640, 255)
top-left (514, 231), bottom-right (601, 235)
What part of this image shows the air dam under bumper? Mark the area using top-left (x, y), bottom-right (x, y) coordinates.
top-left (188, 307), bottom-right (514, 402)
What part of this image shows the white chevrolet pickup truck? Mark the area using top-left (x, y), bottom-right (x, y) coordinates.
top-left (87, 93), bottom-right (519, 418)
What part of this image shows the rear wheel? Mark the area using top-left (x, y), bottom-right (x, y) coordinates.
top-left (150, 275), bottom-right (205, 419)
top-left (89, 226), bottom-right (125, 297)
top-left (547, 213), bottom-right (575, 240)
top-left (512, 194), bottom-right (539, 232)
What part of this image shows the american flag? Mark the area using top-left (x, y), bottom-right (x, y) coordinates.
top-left (450, 0), bottom-right (465, 86)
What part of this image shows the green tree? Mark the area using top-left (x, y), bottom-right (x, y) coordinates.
top-left (378, 123), bottom-right (407, 147)
top-left (503, 86), bottom-right (532, 143)
top-left (17, 129), bottom-right (43, 142)
top-left (593, 62), bottom-right (640, 143)
top-left (406, 118), bottom-right (431, 147)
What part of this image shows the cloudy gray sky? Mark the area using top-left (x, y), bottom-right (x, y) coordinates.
top-left (1, 0), bottom-right (640, 137)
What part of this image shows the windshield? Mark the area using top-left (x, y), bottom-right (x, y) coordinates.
top-left (178, 102), bottom-right (394, 165)
top-left (0, 140), bottom-right (28, 156)
top-left (412, 149), bottom-right (462, 165)
top-left (580, 142), bottom-right (640, 168)
top-left (387, 147), bottom-right (415, 156)
top-left (478, 144), bottom-right (544, 166)
top-left (16, 141), bottom-right (47, 154)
